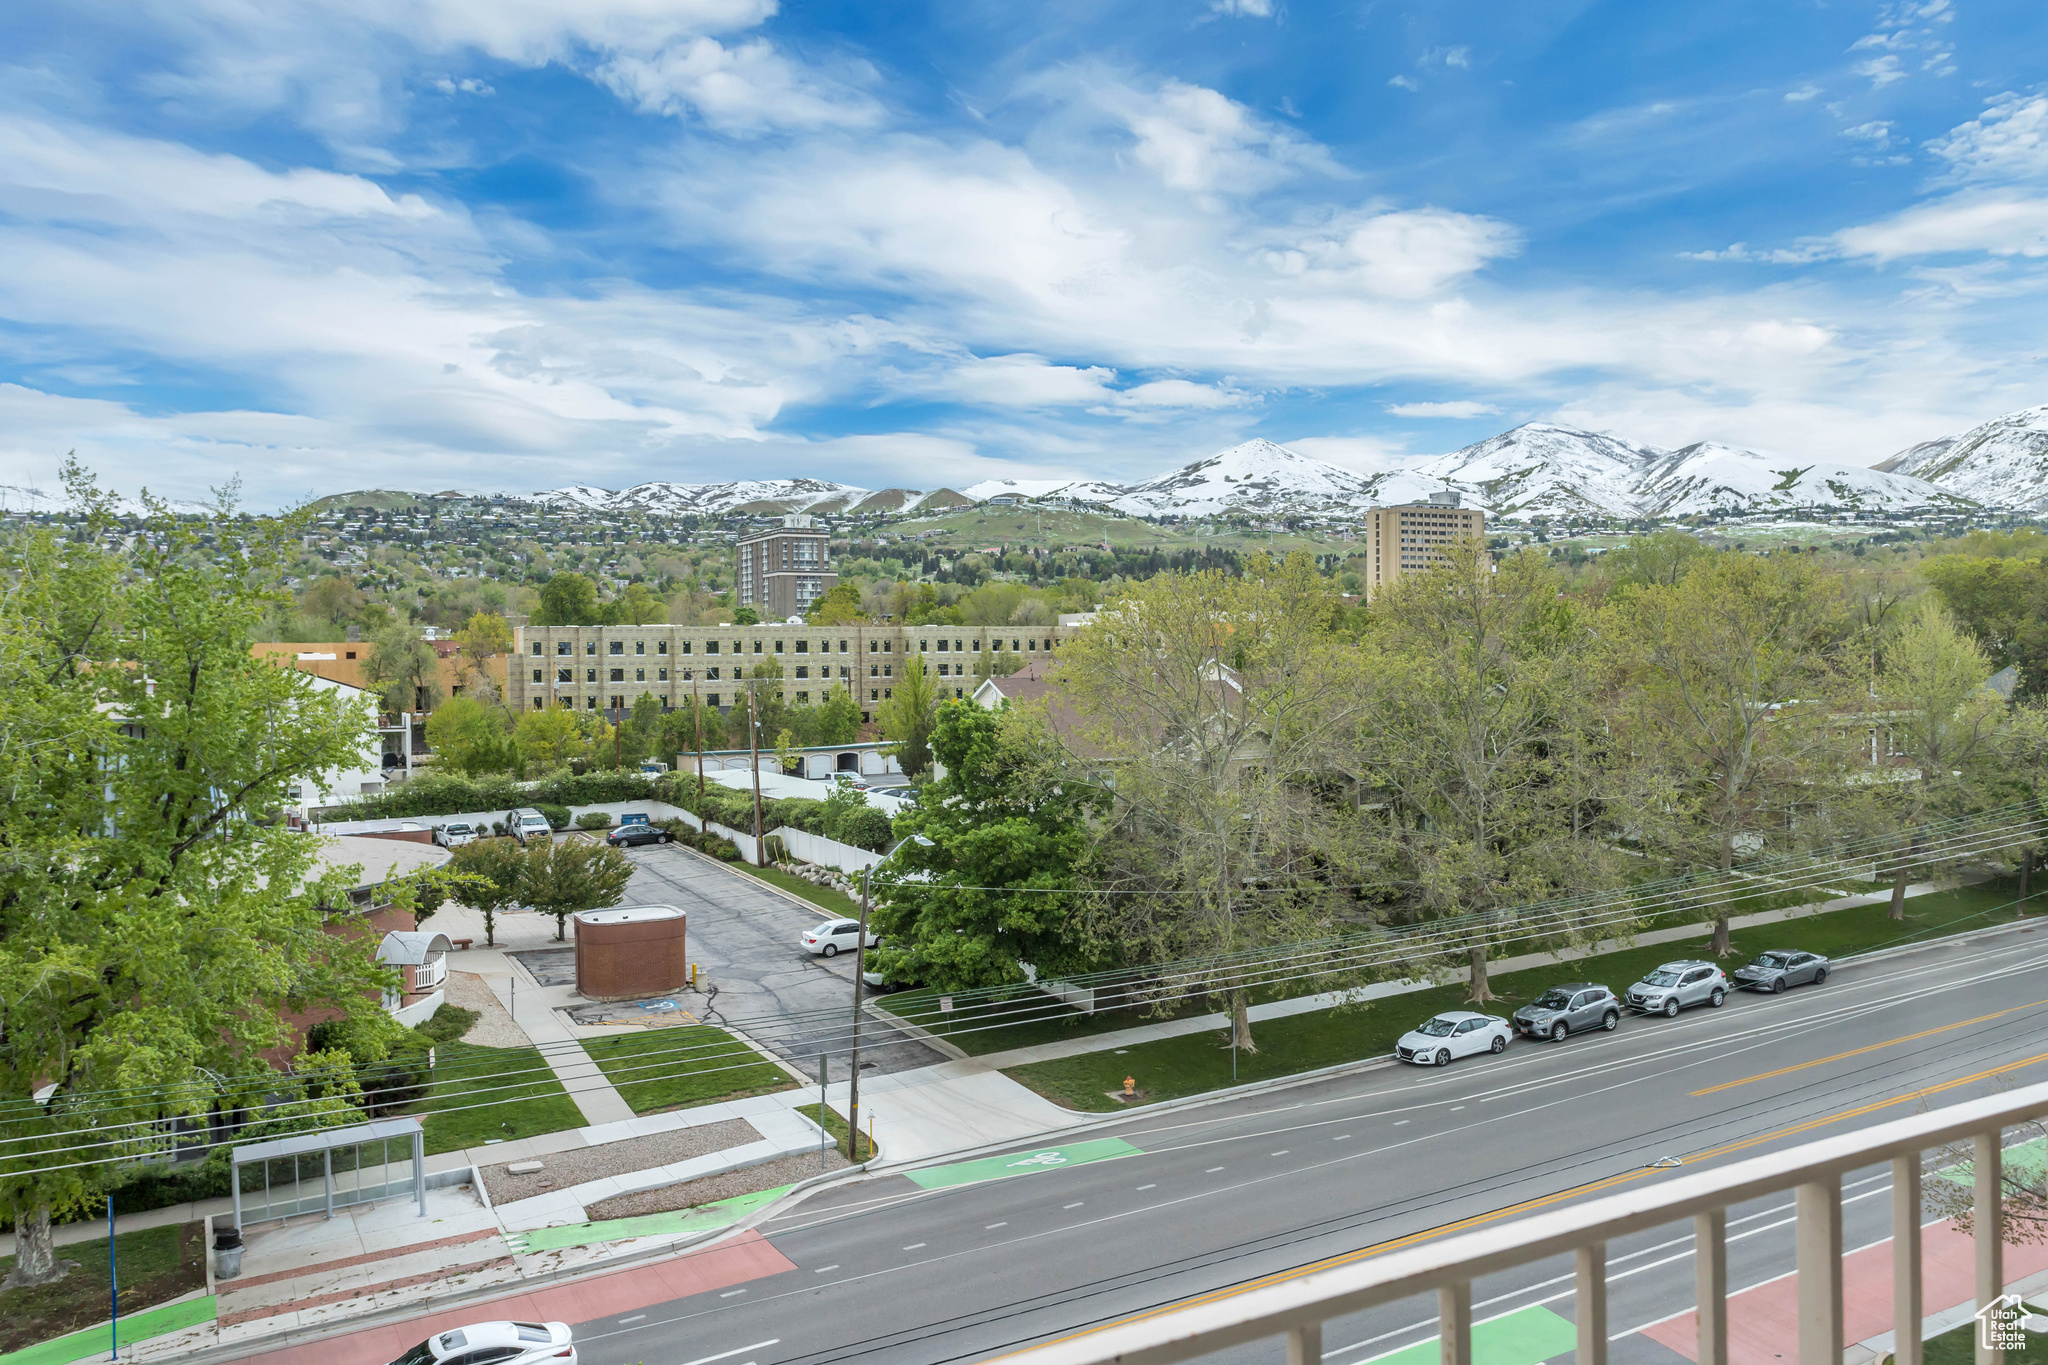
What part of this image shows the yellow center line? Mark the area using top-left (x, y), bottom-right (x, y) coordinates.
top-left (1689, 999), bottom-right (2048, 1097)
top-left (986, 1049), bottom-right (2048, 1362)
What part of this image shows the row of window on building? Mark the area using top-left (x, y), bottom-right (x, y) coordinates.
top-left (529, 635), bottom-right (1054, 657)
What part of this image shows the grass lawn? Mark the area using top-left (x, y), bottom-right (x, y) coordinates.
top-left (725, 861), bottom-right (864, 920)
top-left (794, 1102), bottom-right (879, 1162)
top-left (0, 1221), bottom-right (204, 1354)
top-left (581, 1025), bottom-right (795, 1115)
top-left (416, 1040), bottom-right (585, 1155)
top-left (1923, 1312), bottom-right (2047, 1361)
top-left (1007, 881), bottom-right (2034, 1113)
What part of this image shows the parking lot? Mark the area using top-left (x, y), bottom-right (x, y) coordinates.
top-left (613, 843), bottom-right (945, 1082)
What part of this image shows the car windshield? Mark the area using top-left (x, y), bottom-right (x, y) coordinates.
top-left (1415, 1017), bottom-right (1459, 1037)
top-left (1750, 953), bottom-right (1791, 969)
top-left (1642, 970), bottom-right (1683, 987)
top-left (392, 1342), bottom-right (437, 1365)
top-left (1532, 990), bottom-right (1574, 1010)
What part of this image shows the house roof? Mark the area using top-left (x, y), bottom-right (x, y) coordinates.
top-left (376, 930), bottom-right (452, 965)
top-left (313, 835), bottom-right (451, 890)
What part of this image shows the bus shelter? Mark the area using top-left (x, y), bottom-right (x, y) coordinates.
top-left (229, 1116), bottom-right (426, 1226)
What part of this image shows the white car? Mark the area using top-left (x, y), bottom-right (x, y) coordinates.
top-left (802, 919), bottom-right (879, 957)
top-left (432, 822), bottom-right (477, 848)
top-left (834, 774), bottom-right (870, 792)
top-left (387, 1320), bottom-right (575, 1365)
top-left (1396, 1011), bottom-right (1512, 1066)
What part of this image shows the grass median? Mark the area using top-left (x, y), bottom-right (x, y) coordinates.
top-left (1005, 881), bottom-right (2034, 1112)
top-left (0, 1220), bottom-right (205, 1356)
top-left (723, 861), bottom-right (864, 920)
top-left (581, 1025), bottom-right (795, 1115)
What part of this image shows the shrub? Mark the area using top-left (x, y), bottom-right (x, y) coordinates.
top-left (415, 1002), bottom-right (478, 1045)
top-left (574, 812), bottom-right (613, 831)
top-left (535, 803), bottom-right (571, 830)
top-left (762, 834), bottom-right (789, 865)
top-left (491, 820), bottom-right (506, 835)
top-left (709, 838), bottom-right (742, 861)
top-left (835, 805), bottom-right (894, 851)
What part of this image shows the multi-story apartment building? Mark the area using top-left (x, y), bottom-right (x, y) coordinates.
top-left (1363, 493), bottom-right (1486, 598)
top-left (735, 514), bottom-right (836, 619)
top-left (505, 622), bottom-right (1076, 724)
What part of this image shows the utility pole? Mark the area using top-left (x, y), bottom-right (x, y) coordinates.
top-left (846, 866), bottom-right (871, 1163)
top-left (693, 680), bottom-right (705, 806)
top-left (749, 686), bottom-right (764, 866)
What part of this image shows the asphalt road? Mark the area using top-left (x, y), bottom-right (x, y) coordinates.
top-left (615, 844), bottom-right (945, 1081)
top-left (552, 917), bottom-right (2048, 1365)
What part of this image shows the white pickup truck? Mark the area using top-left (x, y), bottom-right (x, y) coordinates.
top-left (431, 821), bottom-right (478, 848)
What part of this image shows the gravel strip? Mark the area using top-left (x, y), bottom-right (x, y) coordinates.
top-left (480, 1117), bottom-right (762, 1203)
top-left (584, 1148), bottom-right (850, 1220)
top-left (441, 970), bottom-right (530, 1048)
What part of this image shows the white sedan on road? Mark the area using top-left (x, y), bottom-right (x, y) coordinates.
top-left (1396, 1011), bottom-right (1512, 1066)
top-left (388, 1321), bottom-right (575, 1365)
top-left (801, 918), bottom-right (879, 957)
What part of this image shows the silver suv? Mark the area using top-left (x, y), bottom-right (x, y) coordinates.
top-left (1512, 983), bottom-right (1620, 1041)
top-left (1627, 961), bottom-right (1730, 1016)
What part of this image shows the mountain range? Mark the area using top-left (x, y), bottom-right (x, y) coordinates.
top-left (533, 403), bottom-right (2048, 523)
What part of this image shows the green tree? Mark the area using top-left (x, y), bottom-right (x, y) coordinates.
top-left (774, 727), bottom-right (800, 775)
top-left (300, 574), bottom-right (368, 635)
top-left (536, 571), bottom-right (603, 626)
top-left (806, 582), bottom-right (865, 625)
top-left (1604, 552), bottom-right (1857, 953)
top-left (628, 692), bottom-right (666, 767)
top-left (1600, 528), bottom-right (1709, 589)
top-left (447, 838), bottom-right (528, 947)
top-left (522, 841), bottom-right (634, 940)
top-left (732, 605), bottom-right (761, 626)
top-left (361, 617), bottom-right (442, 713)
top-left (425, 695), bottom-right (516, 776)
top-left (455, 611), bottom-right (512, 687)
top-left (874, 703), bottom-right (1105, 990)
top-left (514, 706), bottom-right (582, 770)
top-left (1874, 601), bottom-right (2005, 918)
top-left (1360, 543), bottom-right (1617, 1001)
top-left (1922, 553), bottom-right (2048, 695)
top-left (877, 654), bottom-right (942, 780)
top-left (811, 687), bottom-right (862, 744)
top-left (612, 581), bottom-right (662, 625)
top-left (1059, 554), bottom-right (1367, 1051)
top-left (0, 466), bottom-right (386, 1285)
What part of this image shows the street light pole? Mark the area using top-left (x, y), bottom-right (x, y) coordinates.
top-left (846, 866), bottom-right (871, 1163)
top-left (748, 687), bottom-right (764, 866)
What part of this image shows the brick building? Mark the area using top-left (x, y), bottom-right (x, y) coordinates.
top-left (1363, 493), bottom-right (1486, 598)
top-left (735, 514), bottom-right (836, 619)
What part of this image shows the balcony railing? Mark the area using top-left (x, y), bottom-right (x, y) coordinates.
top-left (411, 957), bottom-right (447, 993)
top-left (991, 1078), bottom-right (2048, 1365)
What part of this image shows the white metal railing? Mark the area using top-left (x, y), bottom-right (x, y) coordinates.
top-left (412, 957), bottom-right (447, 992)
top-left (991, 1078), bottom-right (2048, 1365)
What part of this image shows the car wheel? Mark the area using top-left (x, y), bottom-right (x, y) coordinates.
top-left (1709, 988), bottom-right (1726, 1008)
top-left (822, 944), bottom-right (838, 958)
top-left (1662, 998), bottom-right (1680, 1018)
top-left (1490, 1034), bottom-right (1506, 1054)
top-left (1812, 967), bottom-right (1829, 986)
top-left (1602, 1010), bottom-right (1619, 1031)
top-left (1771, 977), bottom-right (1786, 994)
top-left (661, 832), bottom-right (672, 844)
top-left (1549, 1022), bottom-right (1568, 1042)
top-left (1435, 1049), bottom-right (1452, 1067)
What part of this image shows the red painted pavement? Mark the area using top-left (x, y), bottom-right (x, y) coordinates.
top-left (221, 1231), bottom-right (797, 1364)
top-left (1642, 1219), bottom-right (2048, 1362)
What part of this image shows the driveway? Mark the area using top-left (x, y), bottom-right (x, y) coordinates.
top-left (615, 844), bottom-right (945, 1082)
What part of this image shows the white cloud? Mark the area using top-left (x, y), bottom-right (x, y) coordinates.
top-left (1110, 78), bottom-right (1339, 196)
top-left (1785, 84), bottom-right (1824, 102)
top-left (1386, 400), bottom-right (1499, 418)
top-left (1285, 435), bottom-right (1419, 472)
top-left (1211, 0), bottom-right (1274, 16)
top-left (1855, 55), bottom-right (1908, 86)
top-left (1834, 195), bottom-right (2048, 260)
top-left (929, 354), bottom-right (1120, 407)
top-left (1253, 207), bottom-right (1522, 297)
top-left (1388, 75), bottom-right (1420, 92)
top-left (1104, 378), bottom-right (1254, 410)
top-left (598, 36), bottom-right (880, 132)
top-left (1930, 94), bottom-right (2048, 185)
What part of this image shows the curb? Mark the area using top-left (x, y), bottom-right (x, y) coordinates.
top-left (171, 1159), bottom-right (875, 1365)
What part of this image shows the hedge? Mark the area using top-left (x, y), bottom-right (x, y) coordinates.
top-left (574, 812), bottom-right (612, 830)
top-left (321, 770), bottom-right (661, 822)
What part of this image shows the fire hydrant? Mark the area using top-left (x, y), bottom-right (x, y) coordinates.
top-left (1123, 1076), bottom-right (1136, 1098)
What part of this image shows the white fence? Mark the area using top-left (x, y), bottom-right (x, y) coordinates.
top-left (990, 1078), bottom-right (2048, 1365)
top-left (771, 825), bottom-right (889, 873)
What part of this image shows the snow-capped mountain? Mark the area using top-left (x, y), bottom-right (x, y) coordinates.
top-left (1634, 442), bottom-right (1969, 517)
top-left (1419, 424), bottom-right (1658, 520)
top-left (1106, 438), bottom-right (1392, 517)
top-left (1875, 405), bottom-right (2048, 509)
top-left (537, 478), bottom-right (902, 517)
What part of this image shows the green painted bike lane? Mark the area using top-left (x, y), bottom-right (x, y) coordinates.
top-left (1361, 1305), bottom-right (1576, 1364)
top-left (507, 1184), bottom-right (793, 1254)
top-left (0, 1295), bottom-right (217, 1365)
top-left (903, 1138), bottom-right (1144, 1190)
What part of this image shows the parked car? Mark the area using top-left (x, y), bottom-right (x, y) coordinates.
top-left (1512, 983), bottom-right (1620, 1041)
top-left (801, 919), bottom-right (879, 957)
top-left (1626, 961), bottom-right (1731, 1016)
top-left (504, 808), bottom-right (552, 845)
top-left (1396, 1011), bottom-right (1511, 1066)
top-left (606, 823), bottom-right (672, 848)
top-left (431, 822), bottom-right (477, 849)
top-left (388, 1320), bottom-right (575, 1365)
top-left (1732, 950), bottom-right (1831, 993)
top-left (863, 965), bottom-right (911, 992)
top-left (833, 773), bottom-right (870, 792)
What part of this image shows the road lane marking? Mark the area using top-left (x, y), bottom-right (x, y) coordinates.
top-left (904, 1137), bottom-right (1141, 1189)
top-left (1205, 1167), bottom-right (1223, 1173)
top-left (1270, 1150), bottom-right (1288, 1156)
top-left (719, 1289), bottom-right (747, 1298)
top-left (986, 1222), bottom-right (1007, 1229)
top-left (618, 1315), bottom-right (646, 1324)
top-left (902, 1242), bottom-right (925, 1250)
top-left (1063, 1202), bottom-right (1084, 1208)
top-left (1687, 999), bottom-right (2048, 1095)
top-left (1334, 1134), bottom-right (1351, 1141)
top-left (987, 1048), bottom-right (2048, 1361)
top-left (814, 1264), bottom-right (839, 1272)
top-left (1137, 1184), bottom-right (1156, 1191)
top-left (678, 1343), bottom-right (779, 1365)
top-left (1394, 1119), bottom-right (1410, 1125)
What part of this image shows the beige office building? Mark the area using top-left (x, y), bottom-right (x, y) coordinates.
top-left (506, 621), bottom-right (1076, 724)
top-left (736, 514), bottom-right (836, 620)
top-left (1364, 494), bottom-right (1485, 598)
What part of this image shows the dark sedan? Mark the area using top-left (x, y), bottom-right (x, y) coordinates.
top-left (605, 823), bottom-right (673, 848)
top-left (1731, 950), bottom-right (1830, 993)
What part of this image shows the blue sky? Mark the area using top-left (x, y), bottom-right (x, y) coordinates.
top-left (3, 0), bottom-right (2046, 505)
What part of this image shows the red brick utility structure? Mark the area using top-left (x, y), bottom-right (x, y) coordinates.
top-left (573, 905), bottom-right (687, 1001)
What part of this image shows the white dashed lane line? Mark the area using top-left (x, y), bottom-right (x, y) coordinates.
top-left (903, 1242), bottom-right (926, 1250)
